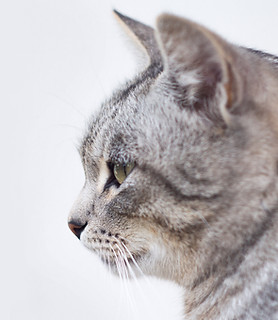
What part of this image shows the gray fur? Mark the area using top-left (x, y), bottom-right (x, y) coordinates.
top-left (68, 12), bottom-right (278, 319)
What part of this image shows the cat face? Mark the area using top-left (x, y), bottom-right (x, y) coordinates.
top-left (68, 12), bottom-right (278, 284)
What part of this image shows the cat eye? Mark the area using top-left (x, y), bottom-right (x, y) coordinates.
top-left (104, 161), bottom-right (135, 191)
top-left (113, 162), bottom-right (135, 184)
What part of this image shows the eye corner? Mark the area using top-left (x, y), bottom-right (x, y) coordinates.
top-left (106, 161), bottom-right (115, 172)
top-left (103, 162), bottom-right (120, 191)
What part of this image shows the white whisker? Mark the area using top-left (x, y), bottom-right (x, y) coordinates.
top-left (109, 244), bottom-right (126, 305)
top-left (119, 250), bottom-right (136, 313)
top-left (113, 236), bottom-right (146, 278)
top-left (120, 241), bottom-right (145, 276)
top-left (114, 236), bottom-right (159, 297)
top-left (115, 243), bottom-right (138, 282)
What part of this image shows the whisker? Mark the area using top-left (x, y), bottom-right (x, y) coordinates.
top-left (112, 236), bottom-right (145, 277)
top-left (113, 236), bottom-right (160, 297)
top-left (112, 242), bottom-right (137, 313)
top-left (109, 244), bottom-right (121, 278)
top-left (109, 244), bottom-right (125, 316)
top-left (119, 250), bottom-right (136, 312)
top-left (121, 241), bottom-right (145, 276)
top-left (116, 243), bottom-right (151, 306)
top-left (115, 243), bottom-right (137, 280)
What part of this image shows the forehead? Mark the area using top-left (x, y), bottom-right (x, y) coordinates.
top-left (79, 78), bottom-right (153, 163)
top-left (78, 63), bottom-right (164, 159)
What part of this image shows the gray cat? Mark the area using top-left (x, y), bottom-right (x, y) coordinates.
top-left (68, 11), bottom-right (278, 319)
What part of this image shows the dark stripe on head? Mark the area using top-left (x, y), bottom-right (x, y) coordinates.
top-left (112, 62), bottom-right (163, 104)
top-left (140, 164), bottom-right (221, 202)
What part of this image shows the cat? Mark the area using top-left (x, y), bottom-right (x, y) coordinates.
top-left (68, 11), bottom-right (278, 320)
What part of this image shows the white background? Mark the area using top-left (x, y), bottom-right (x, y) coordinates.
top-left (2, 0), bottom-right (278, 319)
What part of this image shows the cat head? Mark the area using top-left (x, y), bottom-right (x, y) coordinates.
top-left (68, 12), bottom-right (278, 284)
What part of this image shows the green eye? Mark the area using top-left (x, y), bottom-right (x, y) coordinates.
top-left (113, 162), bottom-right (135, 184)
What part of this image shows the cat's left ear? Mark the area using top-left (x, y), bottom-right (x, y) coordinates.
top-left (113, 10), bottom-right (162, 67)
top-left (156, 14), bottom-right (245, 123)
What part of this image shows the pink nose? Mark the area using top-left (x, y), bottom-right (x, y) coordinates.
top-left (68, 221), bottom-right (87, 239)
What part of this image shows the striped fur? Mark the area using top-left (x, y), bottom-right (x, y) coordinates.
top-left (69, 12), bottom-right (278, 319)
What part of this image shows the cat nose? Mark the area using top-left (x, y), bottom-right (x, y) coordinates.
top-left (68, 220), bottom-right (87, 239)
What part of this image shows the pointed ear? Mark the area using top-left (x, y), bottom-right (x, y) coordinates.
top-left (113, 10), bottom-right (162, 67)
top-left (156, 14), bottom-right (243, 123)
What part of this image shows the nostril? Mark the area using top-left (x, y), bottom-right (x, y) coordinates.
top-left (68, 221), bottom-right (87, 239)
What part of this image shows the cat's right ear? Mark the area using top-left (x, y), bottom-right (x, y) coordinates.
top-left (113, 10), bottom-right (162, 67)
